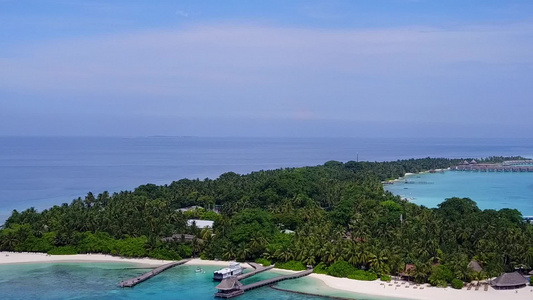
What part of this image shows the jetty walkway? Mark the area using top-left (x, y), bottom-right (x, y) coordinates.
top-left (236, 262), bottom-right (275, 280)
top-left (215, 267), bottom-right (313, 298)
top-left (119, 258), bottom-right (190, 287)
top-left (241, 268), bottom-right (313, 291)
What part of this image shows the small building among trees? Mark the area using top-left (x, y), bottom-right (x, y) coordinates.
top-left (187, 219), bottom-right (214, 228)
top-left (467, 260), bottom-right (483, 273)
top-left (490, 272), bottom-right (528, 290)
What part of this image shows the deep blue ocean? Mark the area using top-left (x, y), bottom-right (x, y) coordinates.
top-left (1, 136), bottom-right (533, 222)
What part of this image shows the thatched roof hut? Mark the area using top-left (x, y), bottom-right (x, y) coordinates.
top-left (467, 261), bottom-right (483, 273)
top-left (215, 278), bottom-right (242, 291)
top-left (214, 278), bottom-right (244, 297)
top-left (399, 264), bottom-right (415, 275)
top-left (491, 272), bottom-right (528, 290)
top-left (399, 264), bottom-right (416, 280)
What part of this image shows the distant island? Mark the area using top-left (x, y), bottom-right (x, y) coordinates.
top-left (1, 156), bottom-right (532, 293)
top-left (451, 159), bottom-right (533, 172)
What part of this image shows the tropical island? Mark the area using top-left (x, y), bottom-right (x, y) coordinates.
top-left (1, 156), bottom-right (532, 299)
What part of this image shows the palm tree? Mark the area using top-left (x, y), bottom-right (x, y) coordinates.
top-left (222, 243), bottom-right (236, 260)
top-left (0, 230), bottom-right (17, 250)
top-left (344, 241), bottom-right (359, 266)
top-left (200, 228), bottom-right (212, 241)
top-left (525, 248), bottom-right (533, 270)
top-left (369, 249), bottom-right (390, 276)
top-left (236, 242), bottom-right (250, 261)
top-left (248, 235), bottom-right (267, 256)
top-left (320, 242), bottom-right (338, 264)
top-left (262, 244), bottom-right (278, 261)
top-left (413, 260), bottom-right (432, 283)
top-left (301, 252), bottom-right (316, 266)
top-left (275, 246), bottom-right (295, 262)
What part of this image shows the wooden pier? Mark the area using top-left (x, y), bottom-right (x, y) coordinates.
top-left (215, 267), bottom-right (313, 298)
top-left (119, 259), bottom-right (190, 288)
top-left (236, 262), bottom-right (275, 280)
top-left (241, 268), bottom-right (313, 291)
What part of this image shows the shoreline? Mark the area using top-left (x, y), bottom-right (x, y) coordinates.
top-left (2, 253), bottom-right (532, 300)
top-left (0, 252), bottom-right (249, 268)
top-left (307, 273), bottom-right (533, 300)
top-left (383, 168), bottom-right (449, 202)
top-left (387, 168), bottom-right (449, 183)
top-left (0, 251), bottom-right (171, 267)
top-left (270, 285), bottom-right (353, 300)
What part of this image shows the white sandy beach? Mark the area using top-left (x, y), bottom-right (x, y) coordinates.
top-left (1, 252), bottom-right (531, 300)
top-left (310, 273), bottom-right (533, 300)
top-left (0, 251), bottom-right (169, 266)
top-left (388, 168), bottom-right (450, 183)
top-left (0, 252), bottom-right (250, 268)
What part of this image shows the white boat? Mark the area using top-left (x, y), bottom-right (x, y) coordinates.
top-left (213, 262), bottom-right (243, 281)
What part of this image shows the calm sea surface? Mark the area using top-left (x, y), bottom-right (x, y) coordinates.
top-left (1, 136), bottom-right (533, 222)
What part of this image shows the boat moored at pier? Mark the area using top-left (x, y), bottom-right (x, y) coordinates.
top-left (213, 262), bottom-right (243, 281)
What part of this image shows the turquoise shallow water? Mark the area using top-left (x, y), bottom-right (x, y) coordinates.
top-left (0, 263), bottom-right (312, 300)
top-left (275, 276), bottom-right (404, 300)
top-left (0, 263), bottom-right (407, 300)
top-left (385, 171), bottom-right (533, 215)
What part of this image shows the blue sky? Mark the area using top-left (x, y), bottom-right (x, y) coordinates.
top-left (1, 0), bottom-right (533, 137)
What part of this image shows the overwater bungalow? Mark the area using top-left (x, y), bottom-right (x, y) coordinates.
top-left (214, 278), bottom-right (244, 298)
top-left (490, 272), bottom-right (528, 290)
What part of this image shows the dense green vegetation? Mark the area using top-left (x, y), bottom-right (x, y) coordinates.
top-left (451, 278), bottom-right (464, 289)
top-left (275, 260), bottom-right (307, 271)
top-left (1, 157), bottom-right (532, 287)
top-left (254, 258), bottom-right (271, 266)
